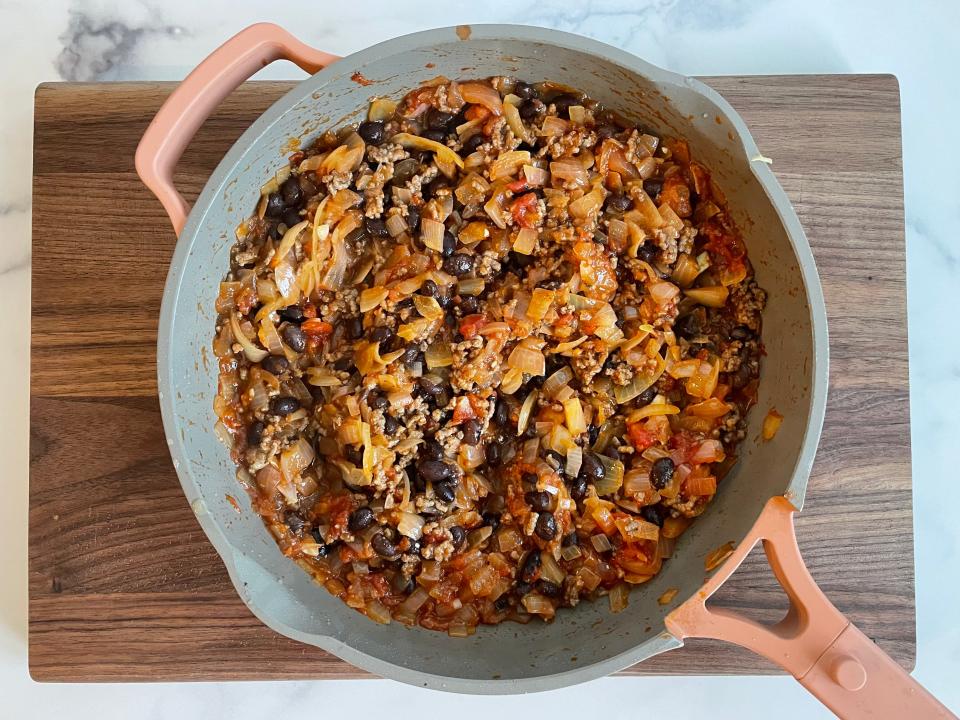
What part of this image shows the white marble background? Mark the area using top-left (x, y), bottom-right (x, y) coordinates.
top-left (3, 0), bottom-right (958, 716)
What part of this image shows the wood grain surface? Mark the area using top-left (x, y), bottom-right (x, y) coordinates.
top-left (29, 75), bottom-right (912, 682)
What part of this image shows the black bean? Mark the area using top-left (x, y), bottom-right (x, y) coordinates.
top-left (513, 80), bottom-right (537, 100)
top-left (486, 443), bottom-right (501, 466)
top-left (535, 579), bottom-right (561, 598)
top-left (281, 324), bottom-right (306, 354)
top-left (518, 549), bottom-right (541, 583)
top-left (420, 438), bottom-right (444, 461)
top-left (310, 530), bottom-right (330, 556)
top-left (522, 472), bottom-right (539, 486)
top-left (568, 476), bottom-right (588, 501)
top-left (641, 505), bottom-right (666, 527)
top-left (535, 512), bottom-right (558, 540)
top-left (409, 463), bottom-right (426, 492)
top-left (261, 355), bottom-right (289, 376)
top-left (638, 243), bottom-right (659, 264)
top-left (596, 123), bottom-right (619, 140)
top-left (418, 459), bottom-right (455, 483)
top-left (269, 396), bottom-right (300, 416)
top-left (607, 192), bottom-right (632, 213)
top-left (731, 325), bottom-right (754, 341)
top-left (368, 325), bottom-right (394, 349)
top-left (285, 513), bottom-right (306, 534)
top-left (368, 392), bottom-right (390, 411)
top-left (449, 525), bottom-right (467, 549)
top-left (349, 506), bottom-right (375, 533)
top-left (424, 176), bottom-right (450, 199)
top-left (345, 444), bottom-right (363, 466)
top-left (462, 133), bottom-right (485, 153)
top-left (513, 581), bottom-right (532, 597)
top-left (606, 445), bottom-right (622, 461)
top-left (443, 252), bottom-right (474, 277)
top-left (345, 225), bottom-right (367, 245)
top-left (461, 419), bottom-right (481, 446)
top-left (358, 120), bottom-right (386, 145)
top-left (545, 450), bottom-right (565, 469)
top-left (406, 206), bottom-right (421, 232)
top-left (424, 108), bottom-right (454, 130)
top-left (333, 355), bottom-right (354, 373)
top-left (493, 398), bottom-right (510, 426)
top-left (508, 251), bottom-right (533, 272)
top-left (401, 345), bottom-right (422, 366)
top-left (246, 420), bottom-right (265, 447)
top-left (415, 377), bottom-right (441, 398)
top-left (281, 176), bottom-right (302, 207)
top-left (420, 128), bottom-right (447, 143)
top-left (346, 315), bottom-right (364, 340)
top-left (551, 93), bottom-right (580, 118)
top-left (650, 457), bottom-right (675, 490)
top-left (562, 530), bottom-right (579, 547)
top-left (365, 216), bottom-right (390, 237)
top-left (587, 423), bottom-right (601, 446)
top-left (281, 208), bottom-right (302, 228)
top-left (421, 279), bottom-right (439, 298)
top-left (383, 414), bottom-right (400, 435)
top-left (642, 178), bottom-right (663, 198)
top-left (441, 230), bottom-right (457, 257)
top-left (371, 532), bottom-right (398, 558)
top-left (434, 481), bottom-right (456, 503)
top-left (267, 223), bottom-right (281, 241)
top-left (519, 98), bottom-right (546, 121)
top-left (279, 305), bottom-right (305, 324)
top-left (393, 158), bottom-right (418, 186)
top-left (675, 310), bottom-right (704, 340)
top-left (434, 389), bottom-right (451, 409)
top-left (638, 385), bottom-right (657, 406)
top-left (494, 594), bottom-right (512, 612)
top-left (481, 511), bottom-right (501, 531)
top-left (525, 491), bottom-right (551, 512)
top-left (265, 192), bottom-right (284, 218)
top-left (458, 294), bottom-right (480, 315)
top-left (578, 452), bottom-right (605, 482)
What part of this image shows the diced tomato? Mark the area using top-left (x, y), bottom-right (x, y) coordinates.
top-left (509, 192), bottom-right (540, 229)
top-left (701, 216), bottom-right (747, 282)
top-left (659, 171), bottom-right (692, 217)
top-left (465, 104), bottom-right (491, 122)
top-left (452, 396), bottom-right (476, 424)
top-left (668, 431), bottom-right (700, 464)
top-left (301, 318), bottom-right (333, 337)
top-left (627, 422), bottom-right (658, 452)
top-left (302, 301), bottom-right (318, 319)
top-left (506, 178), bottom-right (528, 193)
top-left (459, 313), bottom-right (487, 339)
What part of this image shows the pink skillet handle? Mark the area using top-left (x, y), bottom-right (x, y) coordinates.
top-left (665, 496), bottom-right (954, 718)
top-left (135, 23), bottom-right (341, 237)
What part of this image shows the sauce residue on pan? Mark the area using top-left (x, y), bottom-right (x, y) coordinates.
top-left (225, 494), bottom-right (242, 514)
top-left (350, 71), bottom-right (374, 86)
top-left (456, 24), bottom-right (472, 40)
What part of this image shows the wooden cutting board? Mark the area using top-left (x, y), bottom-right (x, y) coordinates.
top-left (29, 75), bottom-right (912, 682)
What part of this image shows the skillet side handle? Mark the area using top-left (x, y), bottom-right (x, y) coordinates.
top-left (665, 497), bottom-right (953, 719)
top-left (135, 23), bottom-right (340, 237)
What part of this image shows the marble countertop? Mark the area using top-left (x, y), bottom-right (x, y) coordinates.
top-left (4, 0), bottom-right (959, 716)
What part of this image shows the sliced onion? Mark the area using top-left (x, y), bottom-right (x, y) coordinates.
top-left (522, 593), bottom-right (555, 617)
top-left (526, 288), bottom-right (555, 321)
top-left (649, 281), bottom-right (681, 305)
top-left (460, 82), bottom-right (503, 116)
top-left (540, 115), bottom-right (569, 137)
top-left (590, 533), bottom-right (612, 552)
top-left (367, 98), bottom-right (397, 121)
top-left (500, 367), bottom-right (523, 395)
top-left (420, 217), bottom-right (445, 252)
top-left (594, 455), bottom-right (625, 496)
top-left (608, 582), bottom-right (629, 613)
top-left (230, 313), bottom-right (268, 362)
top-left (503, 101), bottom-right (528, 142)
top-left (517, 390), bottom-right (538, 436)
top-left (457, 278), bottom-right (485, 296)
top-left (542, 365), bottom-right (574, 398)
top-left (391, 132), bottom-right (464, 168)
top-left (540, 552), bottom-right (566, 584)
top-left (414, 294), bottom-right (444, 319)
top-left (563, 397), bottom-right (587, 436)
top-left (280, 438), bottom-right (315, 485)
top-left (512, 227), bottom-right (538, 255)
top-left (565, 446), bottom-right (583, 478)
top-left (385, 213), bottom-right (407, 237)
top-left (685, 286), bottom-right (729, 307)
top-left (508, 343), bottom-right (545, 376)
top-left (365, 599), bottom-right (392, 625)
top-left (359, 286), bottom-right (388, 312)
top-left (550, 158), bottom-right (588, 187)
top-left (522, 164), bottom-right (549, 187)
top-left (568, 185), bottom-right (606, 219)
top-left (489, 150), bottom-right (531, 181)
top-left (425, 341), bottom-right (453, 368)
top-left (397, 511), bottom-right (426, 540)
